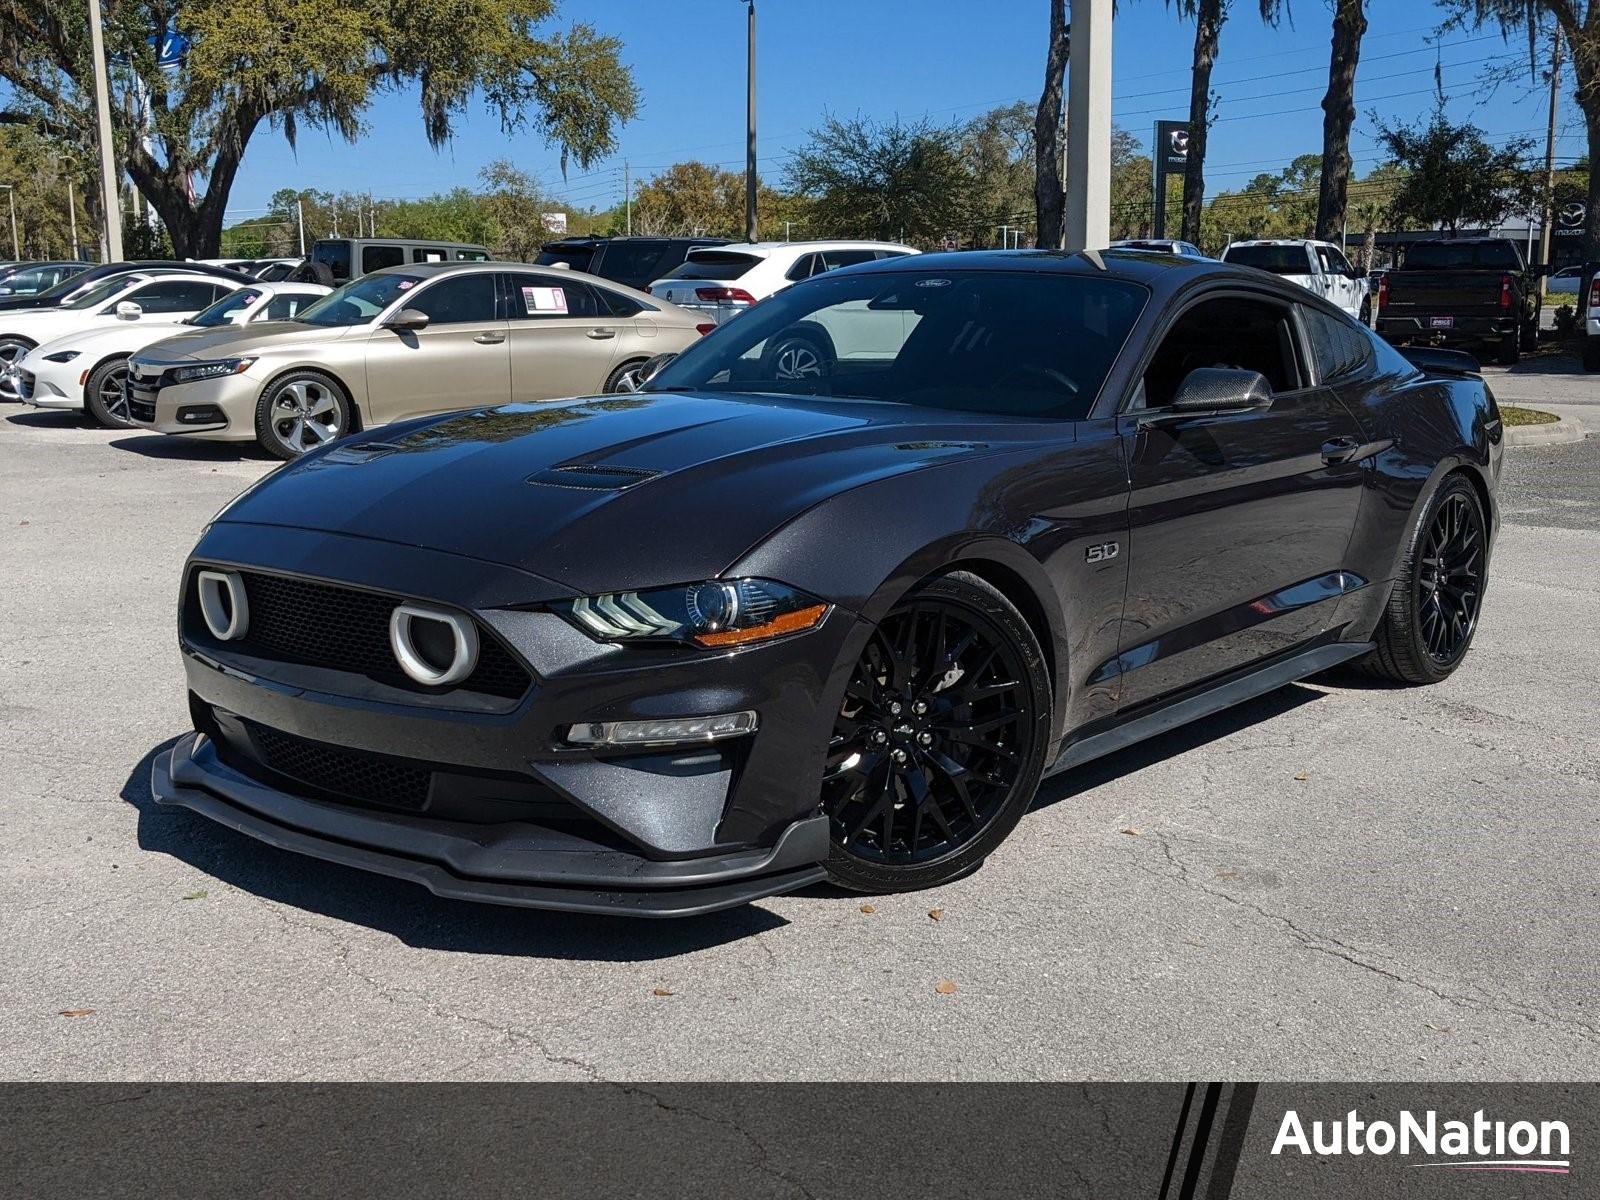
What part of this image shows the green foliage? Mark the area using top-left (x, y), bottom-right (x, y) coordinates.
top-left (629, 161), bottom-right (790, 238)
top-left (1373, 102), bottom-right (1539, 233)
top-left (0, 126), bottom-right (94, 258)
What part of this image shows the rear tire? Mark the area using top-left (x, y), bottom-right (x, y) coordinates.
top-left (255, 371), bottom-right (353, 460)
top-left (84, 356), bottom-right (133, 428)
top-left (820, 572), bottom-right (1052, 894)
top-left (1495, 334), bottom-right (1520, 365)
top-left (1583, 337), bottom-right (1600, 372)
top-left (760, 330), bottom-right (833, 382)
top-left (1520, 319), bottom-right (1539, 352)
top-left (1355, 474), bottom-right (1487, 685)
top-left (602, 358), bottom-right (648, 393)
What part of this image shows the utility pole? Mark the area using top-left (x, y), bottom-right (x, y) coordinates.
top-left (744, 0), bottom-right (758, 242)
top-left (67, 178), bottom-right (80, 259)
top-left (1538, 24), bottom-right (1564, 296)
top-left (1063, 0), bottom-right (1113, 251)
top-left (624, 161), bottom-right (632, 236)
top-left (0, 186), bottom-right (17, 258)
top-left (86, 0), bottom-right (123, 261)
top-left (296, 198), bottom-right (305, 256)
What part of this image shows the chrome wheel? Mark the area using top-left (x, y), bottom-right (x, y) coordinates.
top-left (1416, 490), bottom-right (1483, 664)
top-left (269, 379), bottom-right (344, 454)
top-left (609, 363), bottom-right (644, 393)
top-left (772, 339), bottom-right (825, 380)
top-left (0, 338), bottom-right (29, 366)
top-left (824, 598), bottom-right (1034, 865)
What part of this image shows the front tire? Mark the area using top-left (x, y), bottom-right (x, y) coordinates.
top-left (821, 572), bottom-right (1052, 893)
top-left (0, 336), bottom-right (35, 370)
top-left (84, 357), bottom-right (133, 428)
top-left (1356, 474), bottom-right (1487, 685)
top-left (255, 371), bottom-right (353, 460)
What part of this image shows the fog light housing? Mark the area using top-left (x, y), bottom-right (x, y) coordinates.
top-left (567, 711), bottom-right (758, 748)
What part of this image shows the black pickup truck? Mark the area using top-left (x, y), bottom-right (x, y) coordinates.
top-left (1375, 237), bottom-right (1541, 365)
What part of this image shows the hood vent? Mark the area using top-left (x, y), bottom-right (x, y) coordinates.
top-left (526, 464), bottom-right (660, 492)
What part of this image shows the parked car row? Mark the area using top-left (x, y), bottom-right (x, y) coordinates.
top-left (3, 239), bottom-right (927, 458)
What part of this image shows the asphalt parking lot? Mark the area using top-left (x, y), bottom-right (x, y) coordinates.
top-left (2, 374), bottom-right (1598, 1083)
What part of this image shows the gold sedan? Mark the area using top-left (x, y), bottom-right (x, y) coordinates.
top-left (125, 262), bottom-right (712, 458)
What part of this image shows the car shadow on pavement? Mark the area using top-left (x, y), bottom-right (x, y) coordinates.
top-left (109, 434), bottom-right (274, 462)
top-left (4, 409), bottom-right (92, 429)
top-left (122, 737), bottom-right (789, 960)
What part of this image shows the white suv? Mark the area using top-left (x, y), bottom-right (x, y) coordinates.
top-left (1221, 238), bottom-right (1369, 321)
top-left (648, 240), bottom-right (918, 325)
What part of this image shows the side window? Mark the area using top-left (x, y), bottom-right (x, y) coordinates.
top-left (412, 247), bottom-right (449, 263)
top-left (363, 245), bottom-right (406, 273)
top-left (503, 272), bottom-right (601, 319)
top-left (1141, 295), bottom-right (1303, 407)
top-left (1302, 306), bottom-right (1374, 382)
top-left (818, 249), bottom-right (877, 273)
top-left (1314, 246), bottom-right (1335, 275)
top-left (593, 287), bottom-right (645, 317)
top-left (594, 239), bottom-right (668, 285)
top-left (262, 293), bottom-right (316, 321)
top-left (406, 273), bottom-right (499, 325)
top-left (124, 280), bottom-right (226, 314)
top-left (1326, 247), bottom-right (1354, 276)
top-left (784, 254), bottom-right (818, 282)
top-left (455, 249), bottom-right (491, 262)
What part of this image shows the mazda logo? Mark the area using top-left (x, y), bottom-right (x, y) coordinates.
top-left (1559, 201), bottom-right (1586, 228)
top-left (389, 603), bottom-right (479, 687)
top-left (1169, 129), bottom-right (1190, 157)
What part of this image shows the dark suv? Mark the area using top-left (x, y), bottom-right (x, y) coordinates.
top-left (534, 236), bottom-right (730, 291)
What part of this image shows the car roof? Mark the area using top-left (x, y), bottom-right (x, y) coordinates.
top-left (688, 240), bottom-right (918, 260)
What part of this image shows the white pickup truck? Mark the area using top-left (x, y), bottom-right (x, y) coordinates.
top-left (1221, 238), bottom-right (1370, 322)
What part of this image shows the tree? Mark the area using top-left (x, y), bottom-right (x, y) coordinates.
top-left (1439, 2), bottom-right (1600, 260)
top-left (479, 160), bottom-right (552, 260)
top-left (1169, 0), bottom-right (1285, 244)
top-left (965, 103), bottom-right (1036, 245)
top-left (629, 161), bottom-right (791, 238)
top-left (1372, 103), bottom-right (1538, 233)
top-left (1109, 129), bottom-right (1157, 238)
top-left (0, 126), bottom-right (94, 258)
top-left (0, 0), bottom-right (638, 257)
top-left (785, 114), bottom-right (974, 245)
top-left (1034, 0), bottom-right (1070, 247)
top-left (1316, 0), bottom-right (1369, 241)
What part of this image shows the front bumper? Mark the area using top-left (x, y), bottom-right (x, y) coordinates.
top-left (22, 360), bottom-right (82, 409)
top-left (127, 368), bottom-right (262, 441)
top-left (153, 732), bottom-right (829, 917)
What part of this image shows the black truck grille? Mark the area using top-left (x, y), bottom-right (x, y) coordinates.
top-left (185, 569), bottom-right (533, 700)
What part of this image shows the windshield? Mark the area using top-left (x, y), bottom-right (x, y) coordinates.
top-left (646, 268), bottom-right (1147, 421)
top-left (1402, 241), bottom-right (1523, 271)
top-left (66, 278), bottom-right (134, 310)
top-left (0, 265), bottom-right (69, 295)
top-left (296, 272), bottom-right (424, 326)
top-left (1223, 245), bottom-right (1311, 275)
top-left (189, 289), bottom-right (261, 327)
top-left (535, 246), bottom-right (595, 271)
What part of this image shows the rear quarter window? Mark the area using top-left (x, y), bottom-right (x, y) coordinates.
top-left (1302, 306), bottom-right (1374, 382)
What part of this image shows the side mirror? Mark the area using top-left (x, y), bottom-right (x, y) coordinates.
top-left (385, 307), bottom-right (430, 333)
top-left (1169, 367), bottom-right (1273, 414)
top-left (637, 352), bottom-right (678, 387)
top-left (115, 301), bottom-right (143, 321)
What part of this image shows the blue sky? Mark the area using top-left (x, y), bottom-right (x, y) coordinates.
top-left (224, 0), bottom-right (1579, 223)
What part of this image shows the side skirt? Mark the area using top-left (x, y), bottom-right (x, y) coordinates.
top-left (1043, 640), bottom-right (1374, 777)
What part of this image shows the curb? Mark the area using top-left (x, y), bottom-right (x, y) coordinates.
top-left (1503, 414), bottom-right (1587, 447)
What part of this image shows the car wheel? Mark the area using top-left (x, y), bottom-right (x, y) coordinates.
top-left (0, 336), bottom-right (35, 368)
top-left (603, 359), bottom-right (648, 393)
top-left (761, 331), bottom-right (832, 381)
top-left (255, 371), bottom-right (353, 460)
top-left (83, 357), bottom-right (133, 428)
top-left (1520, 320), bottom-right (1539, 352)
top-left (821, 571), bottom-right (1052, 893)
top-left (1585, 338), bottom-right (1600, 373)
top-left (1356, 474), bottom-right (1487, 685)
top-left (1495, 334), bottom-right (1520, 365)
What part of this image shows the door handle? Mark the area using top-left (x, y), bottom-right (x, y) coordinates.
top-left (1320, 436), bottom-right (1362, 465)
top-left (473, 332), bottom-right (505, 345)
top-left (586, 328), bottom-right (616, 340)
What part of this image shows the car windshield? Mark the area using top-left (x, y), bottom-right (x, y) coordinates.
top-left (188, 289), bottom-right (261, 327)
top-left (65, 278), bottom-right (134, 310)
top-left (1403, 241), bottom-right (1523, 271)
top-left (0, 266), bottom-right (67, 295)
top-left (296, 272), bottom-right (424, 326)
top-left (646, 268), bottom-right (1148, 421)
top-left (1223, 245), bottom-right (1311, 274)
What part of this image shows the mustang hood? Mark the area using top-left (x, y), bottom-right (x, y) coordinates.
top-left (137, 321), bottom-right (352, 362)
top-left (215, 391), bottom-right (1022, 594)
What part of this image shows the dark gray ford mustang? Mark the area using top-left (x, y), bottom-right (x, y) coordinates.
top-left (153, 249), bottom-right (1502, 916)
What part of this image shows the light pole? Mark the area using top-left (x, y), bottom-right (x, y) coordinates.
top-left (86, 0), bottom-right (124, 261)
top-left (0, 185), bottom-right (18, 259)
top-left (1063, 0), bottom-right (1113, 251)
top-left (743, 0), bottom-right (757, 242)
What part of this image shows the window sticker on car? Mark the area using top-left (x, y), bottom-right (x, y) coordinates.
top-left (396, 280), bottom-right (415, 290)
top-left (523, 286), bottom-right (568, 314)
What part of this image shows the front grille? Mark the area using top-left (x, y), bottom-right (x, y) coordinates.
top-left (188, 569), bottom-right (532, 701)
top-left (252, 724), bottom-right (432, 811)
top-left (127, 386), bottom-right (155, 423)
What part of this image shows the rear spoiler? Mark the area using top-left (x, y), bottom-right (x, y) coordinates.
top-left (1398, 346), bottom-right (1481, 378)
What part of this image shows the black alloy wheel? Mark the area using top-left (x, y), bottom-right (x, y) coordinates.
top-left (1358, 474), bottom-right (1487, 685)
top-left (85, 358), bottom-right (133, 428)
top-left (822, 572), bottom-right (1050, 892)
top-left (1415, 489), bottom-right (1484, 665)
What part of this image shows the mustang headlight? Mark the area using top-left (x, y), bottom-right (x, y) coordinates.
top-left (170, 356), bottom-right (256, 384)
top-left (555, 579), bottom-right (827, 648)
top-left (42, 350), bottom-right (81, 363)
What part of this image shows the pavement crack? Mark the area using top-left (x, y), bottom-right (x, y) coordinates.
top-left (616, 1085), bottom-right (819, 1200)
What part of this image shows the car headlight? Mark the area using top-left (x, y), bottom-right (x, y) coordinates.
top-left (555, 578), bottom-right (828, 648)
top-left (42, 350), bottom-right (81, 363)
top-left (170, 356), bottom-right (256, 384)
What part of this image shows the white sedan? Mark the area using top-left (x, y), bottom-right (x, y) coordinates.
top-left (15, 282), bottom-right (329, 427)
